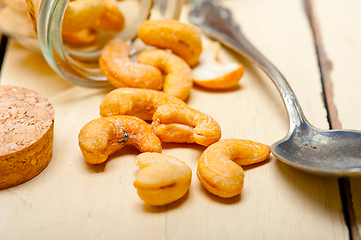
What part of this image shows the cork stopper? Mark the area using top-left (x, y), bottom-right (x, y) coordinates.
top-left (0, 85), bottom-right (55, 189)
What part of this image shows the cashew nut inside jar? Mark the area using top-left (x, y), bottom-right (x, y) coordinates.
top-left (0, 0), bottom-right (183, 87)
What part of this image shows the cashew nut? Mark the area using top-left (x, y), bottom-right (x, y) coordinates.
top-left (192, 42), bottom-right (244, 89)
top-left (197, 139), bottom-right (270, 198)
top-left (99, 88), bottom-right (186, 121)
top-left (78, 115), bottom-right (162, 164)
top-left (62, 0), bottom-right (105, 34)
top-left (99, 39), bottom-right (163, 89)
top-left (93, 0), bottom-right (125, 32)
top-left (134, 152), bottom-right (192, 206)
top-left (151, 103), bottom-right (221, 146)
top-left (137, 19), bottom-right (203, 67)
top-left (62, 28), bottom-right (99, 45)
top-left (138, 49), bottom-right (193, 100)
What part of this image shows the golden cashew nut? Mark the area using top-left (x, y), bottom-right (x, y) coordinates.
top-left (134, 152), bottom-right (192, 206)
top-left (192, 42), bottom-right (244, 89)
top-left (138, 49), bottom-right (193, 100)
top-left (78, 115), bottom-right (162, 164)
top-left (151, 103), bottom-right (221, 146)
top-left (62, 28), bottom-right (99, 44)
top-left (137, 19), bottom-right (203, 67)
top-left (94, 0), bottom-right (125, 32)
top-left (99, 88), bottom-right (186, 121)
top-left (197, 139), bottom-right (270, 198)
top-left (99, 39), bottom-right (163, 90)
top-left (62, 0), bottom-right (105, 34)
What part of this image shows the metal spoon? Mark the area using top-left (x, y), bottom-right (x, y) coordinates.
top-left (189, 0), bottom-right (361, 177)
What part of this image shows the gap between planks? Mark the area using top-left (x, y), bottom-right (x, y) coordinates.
top-left (303, 0), bottom-right (361, 239)
top-left (0, 35), bottom-right (8, 75)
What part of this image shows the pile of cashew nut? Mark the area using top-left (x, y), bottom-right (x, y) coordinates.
top-left (99, 18), bottom-right (246, 100)
top-left (62, 0), bottom-right (125, 44)
top-left (77, 16), bottom-right (270, 206)
top-left (0, 1), bottom-right (268, 205)
top-left (0, 0), bottom-right (124, 45)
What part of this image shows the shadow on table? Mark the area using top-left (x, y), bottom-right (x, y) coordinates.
top-left (85, 145), bottom-right (141, 173)
top-left (276, 159), bottom-right (344, 215)
top-left (192, 83), bottom-right (241, 94)
top-left (198, 184), bottom-right (241, 205)
top-left (143, 191), bottom-right (191, 213)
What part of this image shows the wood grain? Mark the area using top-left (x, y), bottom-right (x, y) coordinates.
top-left (0, 0), bottom-right (349, 239)
top-left (311, 0), bottom-right (361, 239)
top-left (303, 0), bottom-right (342, 130)
top-left (304, 0), bottom-right (360, 239)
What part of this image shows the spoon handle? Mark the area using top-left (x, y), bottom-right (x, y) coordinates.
top-left (189, 0), bottom-right (308, 128)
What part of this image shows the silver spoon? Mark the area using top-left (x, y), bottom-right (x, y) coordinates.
top-left (189, 0), bottom-right (361, 177)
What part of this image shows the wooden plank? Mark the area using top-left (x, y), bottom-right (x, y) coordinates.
top-left (302, 18), bottom-right (355, 240)
top-left (304, 0), bottom-right (360, 239)
top-left (311, 0), bottom-right (361, 239)
top-left (0, 0), bottom-right (348, 239)
top-left (303, 0), bottom-right (342, 130)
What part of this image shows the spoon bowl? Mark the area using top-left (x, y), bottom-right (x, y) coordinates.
top-left (272, 123), bottom-right (361, 176)
top-left (189, 0), bottom-right (361, 177)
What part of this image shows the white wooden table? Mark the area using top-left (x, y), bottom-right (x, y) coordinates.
top-left (0, 0), bottom-right (360, 239)
top-left (312, 0), bottom-right (361, 239)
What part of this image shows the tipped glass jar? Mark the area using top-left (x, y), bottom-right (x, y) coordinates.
top-left (0, 0), bottom-right (183, 87)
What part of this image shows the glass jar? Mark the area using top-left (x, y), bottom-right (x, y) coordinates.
top-left (0, 0), bottom-right (183, 87)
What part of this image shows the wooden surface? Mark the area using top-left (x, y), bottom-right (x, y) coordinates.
top-left (311, 0), bottom-right (361, 239)
top-left (0, 0), bottom-right (359, 239)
